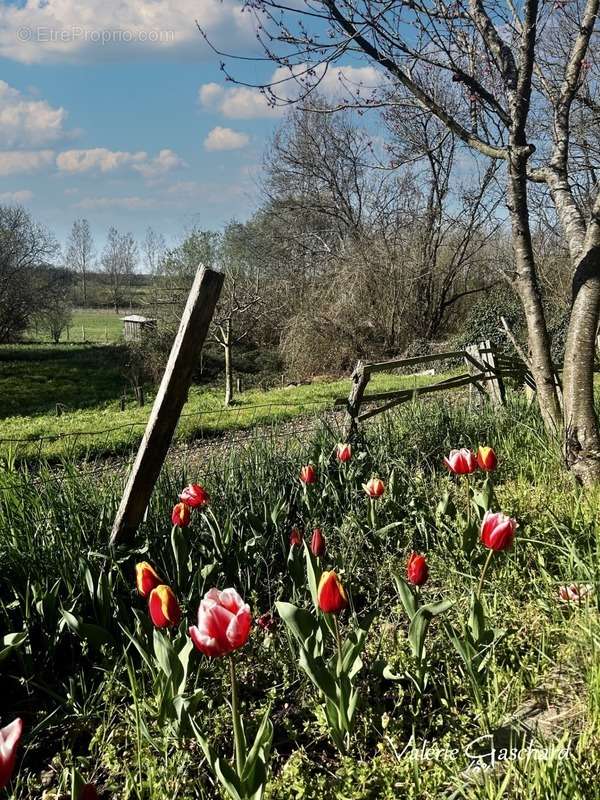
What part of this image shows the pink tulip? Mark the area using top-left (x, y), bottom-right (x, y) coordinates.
top-left (443, 448), bottom-right (477, 475)
top-left (0, 718), bottom-right (23, 790)
top-left (299, 465), bottom-right (317, 485)
top-left (480, 511), bottom-right (518, 552)
top-left (558, 583), bottom-right (594, 604)
top-left (189, 587), bottom-right (252, 658)
top-left (363, 477), bottom-right (385, 498)
top-left (180, 483), bottom-right (209, 508)
top-left (336, 443), bottom-right (352, 463)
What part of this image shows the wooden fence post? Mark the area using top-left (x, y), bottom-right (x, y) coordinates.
top-left (110, 266), bottom-right (224, 545)
top-left (345, 360), bottom-right (370, 439)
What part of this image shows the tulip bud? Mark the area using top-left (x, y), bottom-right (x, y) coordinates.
top-left (179, 483), bottom-right (209, 508)
top-left (443, 448), bottom-right (477, 475)
top-left (480, 510), bottom-right (517, 552)
top-left (317, 571), bottom-right (348, 614)
top-left (135, 561), bottom-right (162, 598)
top-left (289, 527), bottom-right (303, 547)
top-left (336, 443), bottom-right (352, 463)
top-left (363, 477), bottom-right (385, 498)
top-left (476, 446), bottom-right (497, 471)
top-left (310, 528), bottom-right (326, 557)
top-left (148, 585), bottom-right (182, 628)
top-left (189, 587), bottom-right (252, 657)
top-left (0, 718), bottom-right (23, 790)
top-left (299, 464), bottom-right (317, 484)
top-left (171, 501), bottom-right (191, 527)
top-left (406, 552), bottom-right (429, 587)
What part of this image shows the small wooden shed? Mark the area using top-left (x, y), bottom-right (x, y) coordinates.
top-left (121, 315), bottom-right (157, 342)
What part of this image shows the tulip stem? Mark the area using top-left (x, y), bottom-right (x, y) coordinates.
top-left (477, 550), bottom-right (494, 599)
top-left (464, 476), bottom-right (471, 529)
top-left (229, 655), bottom-right (245, 775)
top-left (333, 615), bottom-right (343, 666)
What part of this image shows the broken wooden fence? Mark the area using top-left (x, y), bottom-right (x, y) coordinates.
top-left (338, 340), bottom-right (533, 437)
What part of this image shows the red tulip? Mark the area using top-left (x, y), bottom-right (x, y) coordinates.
top-left (135, 561), bottom-right (162, 598)
top-left (443, 448), bottom-right (477, 475)
top-left (406, 552), bottom-right (429, 587)
top-left (336, 443), bottom-right (352, 463)
top-left (0, 718), bottom-right (23, 790)
top-left (299, 464), bottom-right (317, 485)
top-left (148, 585), bottom-right (182, 628)
top-left (480, 511), bottom-right (518, 552)
top-left (180, 483), bottom-right (209, 508)
top-left (317, 571), bottom-right (348, 614)
top-left (289, 527), bottom-right (303, 547)
top-left (363, 477), bottom-right (385, 498)
top-left (79, 785), bottom-right (99, 800)
top-left (189, 587), bottom-right (252, 658)
top-left (476, 446), bottom-right (497, 472)
top-left (310, 528), bottom-right (326, 557)
top-left (171, 501), bottom-right (191, 527)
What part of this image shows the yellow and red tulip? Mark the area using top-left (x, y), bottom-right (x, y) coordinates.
top-left (171, 501), bottom-right (191, 527)
top-left (135, 561), bottom-right (162, 598)
top-left (317, 571), bottom-right (348, 614)
top-left (476, 446), bottom-right (497, 471)
top-left (148, 584), bottom-right (182, 628)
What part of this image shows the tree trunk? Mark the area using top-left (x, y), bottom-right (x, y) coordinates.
top-left (224, 320), bottom-right (233, 407)
top-left (562, 242), bottom-right (600, 484)
top-left (507, 156), bottom-right (562, 435)
top-left (82, 269), bottom-right (87, 308)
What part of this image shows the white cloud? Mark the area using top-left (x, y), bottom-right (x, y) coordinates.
top-left (198, 63), bottom-right (382, 121)
top-left (204, 126), bottom-right (250, 152)
top-left (0, 0), bottom-right (257, 64)
top-left (0, 80), bottom-right (67, 146)
top-left (74, 195), bottom-right (157, 210)
top-left (56, 147), bottom-right (147, 173)
top-left (0, 190), bottom-right (34, 204)
top-left (0, 149), bottom-right (55, 176)
top-left (132, 148), bottom-right (186, 180)
top-left (56, 147), bottom-right (185, 178)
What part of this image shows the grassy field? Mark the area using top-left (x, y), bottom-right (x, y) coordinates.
top-left (0, 397), bottom-right (598, 798)
top-left (0, 364), bottom-right (443, 462)
top-left (25, 309), bottom-right (139, 343)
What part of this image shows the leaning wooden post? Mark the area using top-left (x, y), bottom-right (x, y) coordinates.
top-left (110, 266), bottom-right (224, 545)
top-left (478, 339), bottom-right (505, 407)
top-left (345, 360), bottom-right (370, 439)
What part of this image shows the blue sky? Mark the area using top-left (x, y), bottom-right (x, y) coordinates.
top-left (0, 1), bottom-right (380, 257)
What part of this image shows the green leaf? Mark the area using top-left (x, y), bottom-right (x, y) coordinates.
top-left (275, 601), bottom-right (318, 645)
top-left (0, 631), bottom-right (27, 663)
top-left (393, 573), bottom-right (418, 620)
top-left (192, 722), bottom-right (244, 800)
top-left (60, 609), bottom-right (114, 649)
top-left (298, 646), bottom-right (338, 705)
top-left (408, 600), bottom-right (453, 661)
top-left (302, 541), bottom-right (321, 610)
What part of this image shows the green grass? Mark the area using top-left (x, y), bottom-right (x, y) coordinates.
top-left (25, 308), bottom-right (137, 343)
top-left (0, 344), bottom-right (127, 419)
top-left (0, 396), bottom-right (598, 798)
top-left (0, 369), bottom-right (446, 463)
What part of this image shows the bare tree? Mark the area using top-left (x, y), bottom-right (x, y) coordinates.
top-left (65, 218), bottom-right (94, 307)
top-left (211, 0), bottom-right (600, 482)
top-left (101, 227), bottom-right (138, 314)
top-left (142, 227), bottom-right (166, 277)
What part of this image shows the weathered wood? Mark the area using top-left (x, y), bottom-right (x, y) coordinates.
top-left (110, 266), bottom-right (224, 545)
top-left (364, 350), bottom-right (466, 374)
top-left (478, 340), bottom-right (505, 407)
top-left (354, 372), bottom-right (472, 405)
top-left (357, 373), bottom-right (496, 422)
top-left (344, 360), bottom-right (370, 438)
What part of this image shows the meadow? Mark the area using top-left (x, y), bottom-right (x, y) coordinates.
top-left (25, 309), bottom-right (132, 344)
top-left (0, 395), bottom-right (598, 799)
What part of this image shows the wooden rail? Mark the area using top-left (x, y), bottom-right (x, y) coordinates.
top-left (341, 340), bottom-right (534, 437)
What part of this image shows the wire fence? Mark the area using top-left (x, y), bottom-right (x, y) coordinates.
top-left (0, 399), bottom-right (346, 495)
